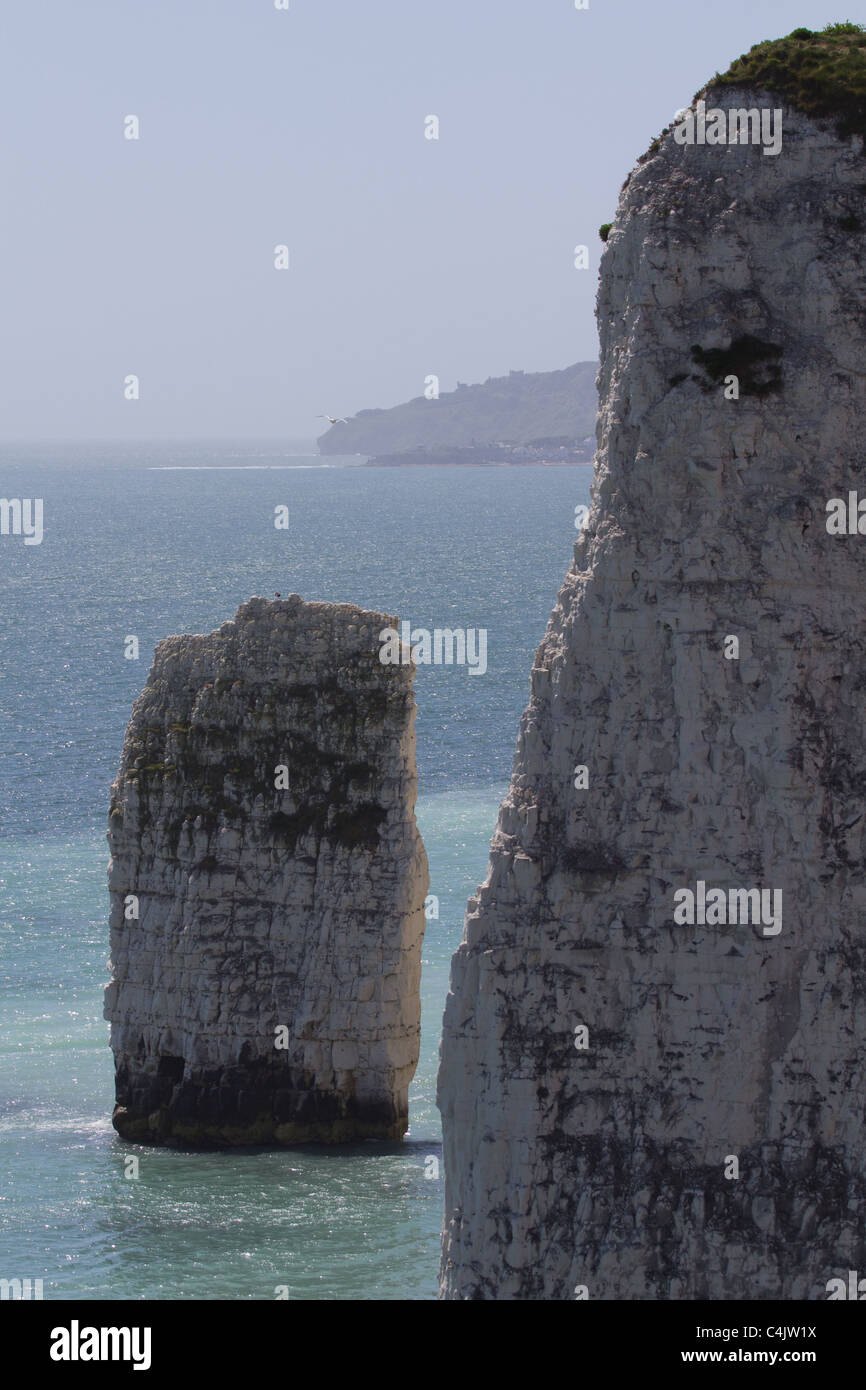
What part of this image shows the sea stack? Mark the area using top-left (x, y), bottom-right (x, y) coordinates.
top-left (438, 28), bottom-right (866, 1299)
top-left (105, 595), bottom-right (428, 1146)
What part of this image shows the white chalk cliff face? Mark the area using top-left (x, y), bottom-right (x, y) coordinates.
top-left (438, 89), bottom-right (866, 1298)
top-left (105, 595), bottom-right (428, 1146)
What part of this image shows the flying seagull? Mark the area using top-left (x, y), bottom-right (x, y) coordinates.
top-left (317, 414), bottom-right (348, 425)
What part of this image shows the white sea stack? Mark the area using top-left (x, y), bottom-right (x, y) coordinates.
top-left (105, 595), bottom-right (428, 1146)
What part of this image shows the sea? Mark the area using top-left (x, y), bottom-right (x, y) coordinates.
top-left (0, 443), bottom-right (592, 1300)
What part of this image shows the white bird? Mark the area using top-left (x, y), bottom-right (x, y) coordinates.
top-left (318, 414), bottom-right (348, 425)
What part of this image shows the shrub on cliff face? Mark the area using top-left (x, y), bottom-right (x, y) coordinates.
top-left (708, 24), bottom-right (866, 142)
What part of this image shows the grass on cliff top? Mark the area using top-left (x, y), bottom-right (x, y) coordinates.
top-left (705, 22), bottom-right (866, 140)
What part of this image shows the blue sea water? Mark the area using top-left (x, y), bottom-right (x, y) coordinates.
top-left (0, 444), bottom-right (592, 1300)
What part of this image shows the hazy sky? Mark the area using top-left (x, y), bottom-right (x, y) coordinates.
top-left (0, 0), bottom-right (856, 441)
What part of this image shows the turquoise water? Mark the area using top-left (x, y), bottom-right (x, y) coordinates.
top-left (0, 447), bottom-right (591, 1299)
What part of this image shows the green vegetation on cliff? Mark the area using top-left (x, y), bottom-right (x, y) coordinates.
top-left (633, 24), bottom-right (866, 175)
top-left (708, 23), bottom-right (866, 141)
top-left (316, 362), bottom-right (598, 456)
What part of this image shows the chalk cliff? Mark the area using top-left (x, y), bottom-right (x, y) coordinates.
top-left (438, 28), bottom-right (866, 1299)
top-left (105, 595), bottom-right (428, 1146)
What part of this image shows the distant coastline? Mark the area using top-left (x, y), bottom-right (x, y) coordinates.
top-left (366, 460), bottom-right (588, 467)
top-left (361, 439), bottom-right (594, 468)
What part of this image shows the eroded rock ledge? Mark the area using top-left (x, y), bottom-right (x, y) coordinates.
top-left (105, 595), bottom-right (428, 1147)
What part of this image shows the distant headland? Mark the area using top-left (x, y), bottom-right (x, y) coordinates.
top-left (316, 362), bottom-right (598, 465)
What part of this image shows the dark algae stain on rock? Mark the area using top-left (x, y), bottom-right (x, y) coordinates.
top-left (105, 595), bottom-right (429, 1147)
top-left (690, 335), bottom-right (783, 397)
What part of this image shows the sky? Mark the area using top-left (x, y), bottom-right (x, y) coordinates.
top-left (0, 0), bottom-right (861, 441)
